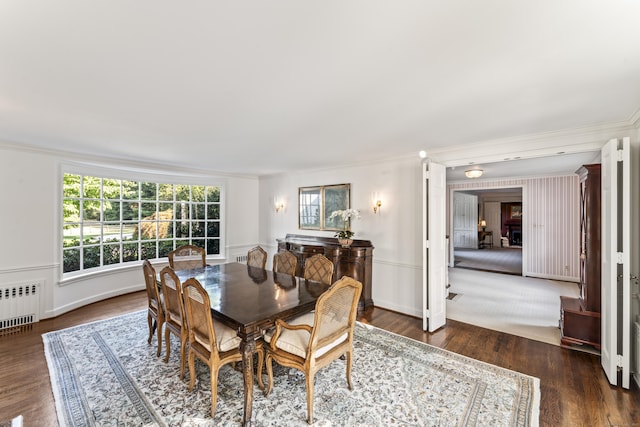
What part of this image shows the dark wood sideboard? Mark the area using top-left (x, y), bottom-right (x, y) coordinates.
top-left (560, 164), bottom-right (601, 349)
top-left (277, 234), bottom-right (374, 312)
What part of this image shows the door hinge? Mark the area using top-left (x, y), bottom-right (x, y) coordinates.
top-left (617, 252), bottom-right (624, 264)
top-left (617, 147), bottom-right (624, 162)
top-left (617, 354), bottom-right (624, 369)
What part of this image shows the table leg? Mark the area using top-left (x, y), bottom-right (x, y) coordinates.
top-left (240, 338), bottom-right (256, 426)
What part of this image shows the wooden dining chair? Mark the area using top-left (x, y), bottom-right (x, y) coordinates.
top-left (182, 278), bottom-right (264, 416)
top-left (142, 259), bottom-right (165, 357)
top-left (168, 244), bottom-right (206, 270)
top-left (262, 276), bottom-right (363, 424)
top-left (247, 246), bottom-right (267, 269)
top-left (272, 250), bottom-right (297, 276)
top-left (159, 266), bottom-right (189, 378)
top-left (303, 254), bottom-right (334, 285)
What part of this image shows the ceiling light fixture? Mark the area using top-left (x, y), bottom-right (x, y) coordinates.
top-left (465, 169), bottom-right (483, 178)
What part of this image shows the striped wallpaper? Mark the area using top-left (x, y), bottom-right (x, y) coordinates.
top-left (448, 175), bottom-right (580, 282)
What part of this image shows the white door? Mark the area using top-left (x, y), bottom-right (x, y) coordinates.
top-left (423, 159), bottom-right (447, 332)
top-left (452, 192), bottom-right (478, 248)
top-left (601, 137), bottom-right (631, 388)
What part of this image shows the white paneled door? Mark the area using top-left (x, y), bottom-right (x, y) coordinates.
top-left (423, 159), bottom-right (447, 332)
top-left (452, 192), bottom-right (478, 248)
top-left (601, 137), bottom-right (631, 388)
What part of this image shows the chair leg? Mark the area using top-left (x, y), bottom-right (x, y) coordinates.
top-left (210, 365), bottom-right (220, 417)
top-left (305, 372), bottom-right (315, 424)
top-left (346, 350), bottom-right (353, 390)
top-left (179, 335), bottom-right (187, 379)
top-left (163, 329), bottom-right (171, 363)
top-left (256, 346), bottom-right (265, 391)
top-left (147, 313), bottom-right (153, 344)
top-left (156, 319), bottom-right (163, 357)
top-left (264, 353), bottom-right (274, 396)
top-left (188, 351), bottom-right (196, 391)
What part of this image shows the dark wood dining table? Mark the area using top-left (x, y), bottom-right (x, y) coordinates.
top-left (172, 262), bottom-right (329, 426)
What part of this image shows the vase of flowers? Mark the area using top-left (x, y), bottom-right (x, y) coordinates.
top-left (329, 208), bottom-right (361, 247)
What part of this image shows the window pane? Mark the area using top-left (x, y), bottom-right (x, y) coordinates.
top-left (63, 224), bottom-right (80, 247)
top-left (206, 239), bottom-right (219, 255)
top-left (192, 185), bottom-right (205, 202)
top-left (138, 221), bottom-right (157, 240)
top-left (207, 204), bottom-right (220, 220)
top-left (63, 248), bottom-right (80, 272)
top-left (158, 218), bottom-right (173, 238)
top-left (176, 222), bottom-right (189, 238)
top-left (63, 174), bottom-right (81, 198)
top-left (104, 244), bottom-right (121, 265)
top-left (206, 186), bottom-right (220, 202)
top-left (206, 221), bottom-right (219, 237)
top-left (158, 203), bottom-right (173, 215)
top-left (141, 182), bottom-right (156, 200)
top-left (141, 202), bottom-right (157, 218)
top-left (192, 239), bottom-right (205, 249)
top-left (175, 239), bottom-right (189, 248)
top-left (123, 224), bottom-right (137, 241)
top-left (158, 184), bottom-right (173, 201)
top-left (103, 179), bottom-right (120, 199)
top-left (83, 176), bottom-right (101, 199)
top-left (193, 204), bottom-right (205, 220)
top-left (192, 221), bottom-right (205, 237)
top-left (175, 185), bottom-right (190, 201)
top-left (82, 223), bottom-right (101, 244)
top-left (141, 241), bottom-right (157, 259)
top-left (64, 199), bottom-right (81, 223)
top-left (122, 243), bottom-right (138, 262)
top-left (122, 180), bottom-right (139, 199)
top-left (175, 202), bottom-right (190, 221)
top-left (83, 200), bottom-right (101, 221)
top-left (83, 246), bottom-right (100, 269)
top-left (159, 240), bottom-right (173, 257)
top-left (122, 202), bottom-right (139, 221)
top-left (103, 223), bottom-right (121, 243)
top-left (103, 200), bottom-right (120, 222)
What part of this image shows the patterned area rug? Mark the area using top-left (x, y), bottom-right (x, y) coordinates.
top-left (43, 311), bottom-right (539, 426)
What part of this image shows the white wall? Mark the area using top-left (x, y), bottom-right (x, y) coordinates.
top-left (0, 145), bottom-right (260, 319)
top-left (260, 158), bottom-right (425, 317)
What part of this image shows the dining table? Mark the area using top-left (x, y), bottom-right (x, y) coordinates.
top-left (172, 262), bottom-right (329, 426)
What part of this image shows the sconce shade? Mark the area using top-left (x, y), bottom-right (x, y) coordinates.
top-left (465, 169), bottom-right (483, 178)
top-left (480, 220), bottom-right (487, 227)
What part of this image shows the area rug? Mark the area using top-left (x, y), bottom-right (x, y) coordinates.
top-left (43, 311), bottom-right (539, 426)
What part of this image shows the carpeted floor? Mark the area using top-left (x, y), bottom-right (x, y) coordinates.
top-left (43, 310), bottom-right (540, 426)
top-left (447, 268), bottom-right (582, 348)
top-left (454, 247), bottom-right (522, 275)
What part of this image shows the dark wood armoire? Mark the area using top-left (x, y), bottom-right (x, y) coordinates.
top-left (277, 234), bottom-right (374, 313)
top-left (560, 164), bottom-right (601, 349)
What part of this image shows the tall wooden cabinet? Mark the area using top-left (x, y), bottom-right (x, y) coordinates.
top-left (277, 234), bottom-right (374, 313)
top-left (560, 164), bottom-right (601, 349)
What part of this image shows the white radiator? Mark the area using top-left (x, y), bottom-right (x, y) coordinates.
top-left (0, 282), bottom-right (41, 330)
top-left (236, 255), bottom-right (247, 264)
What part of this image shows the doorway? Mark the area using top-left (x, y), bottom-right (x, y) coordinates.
top-left (451, 187), bottom-right (523, 276)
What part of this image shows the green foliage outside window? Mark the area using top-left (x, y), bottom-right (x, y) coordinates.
top-left (63, 173), bottom-right (222, 274)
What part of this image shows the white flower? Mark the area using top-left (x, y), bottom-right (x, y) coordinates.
top-left (329, 209), bottom-right (361, 222)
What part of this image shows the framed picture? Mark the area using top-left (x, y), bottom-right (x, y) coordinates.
top-left (510, 204), bottom-right (522, 219)
top-left (298, 183), bottom-right (350, 231)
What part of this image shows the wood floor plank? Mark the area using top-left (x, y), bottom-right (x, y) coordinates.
top-left (0, 291), bottom-right (638, 426)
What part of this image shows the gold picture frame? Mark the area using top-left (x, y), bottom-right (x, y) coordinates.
top-left (298, 184), bottom-right (350, 231)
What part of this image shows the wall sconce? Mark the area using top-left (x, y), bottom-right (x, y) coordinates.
top-left (465, 169), bottom-right (483, 178)
top-left (479, 220), bottom-right (487, 231)
top-left (372, 193), bottom-right (382, 214)
top-left (274, 197), bottom-right (285, 213)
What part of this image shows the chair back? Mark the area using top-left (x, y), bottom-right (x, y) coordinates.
top-left (142, 259), bottom-right (162, 312)
top-left (272, 250), bottom-right (297, 276)
top-left (159, 267), bottom-right (186, 328)
top-left (168, 244), bottom-right (206, 270)
top-left (309, 276), bottom-right (362, 355)
top-left (182, 278), bottom-right (216, 354)
top-left (303, 254), bottom-right (335, 285)
top-left (247, 246), bottom-right (267, 269)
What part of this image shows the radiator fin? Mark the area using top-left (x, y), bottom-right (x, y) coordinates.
top-left (236, 255), bottom-right (247, 263)
top-left (0, 282), bottom-right (41, 330)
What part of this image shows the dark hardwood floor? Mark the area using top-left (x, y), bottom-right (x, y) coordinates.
top-left (1, 291), bottom-right (638, 426)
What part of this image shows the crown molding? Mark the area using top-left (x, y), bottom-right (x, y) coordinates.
top-left (424, 118), bottom-right (636, 167)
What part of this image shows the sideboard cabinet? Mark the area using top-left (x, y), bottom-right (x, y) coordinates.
top-left (560, 164), bottom-right (601, 349)
top-left (277, 234), bottom-right (374, 312)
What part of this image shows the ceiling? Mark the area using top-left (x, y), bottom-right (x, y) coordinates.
top-left (1, 2), bottom-right (639, 176)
